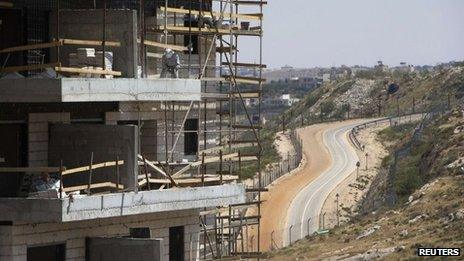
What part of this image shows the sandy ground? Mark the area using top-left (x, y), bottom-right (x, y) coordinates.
top-left (320, 122), bottom-right (389, 228)
top-left (247, 120), bottom-right (365, 252)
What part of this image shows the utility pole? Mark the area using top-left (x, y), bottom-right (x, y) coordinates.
top-left (396, 96), bottom-right (400, 117)
top-left (356, 161), bottom-right (360, 180)
top-left (335, 193), bottom-right (340, 226)
top-left (307, 218), bottom-right (311, 236)
top-left (322, 212), bottom-right (326, 230)
top-left (282, 113), bottom-right (286, 134)
top-left (289, 225), bottom-right (293, 245)
top-left (347, 103), bottom-right (351, 119)
top-left (320, 105), bottom-right (323, 122)
top-left (365, 153), bottom-right (369, 170)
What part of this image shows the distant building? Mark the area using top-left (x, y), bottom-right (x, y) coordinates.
top-left (263, 94), bottom-right (300, 107)
top-left (322, 73), bottom-right (331, 82)
top-left (281, 65), bottom-right (294, 70)
top-left (397, 62), bottom-right (415, 73)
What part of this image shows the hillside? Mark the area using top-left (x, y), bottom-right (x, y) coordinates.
top-left (271, 66), bottom-right (464, 130)
top-left (265, 106), bottom-right (464, 260)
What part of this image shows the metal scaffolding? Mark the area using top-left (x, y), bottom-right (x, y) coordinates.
top-left (153, 0), bottom-right (266, 258)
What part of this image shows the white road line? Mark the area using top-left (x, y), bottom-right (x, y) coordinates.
top-left (284, 122), bottom-right (362, 245)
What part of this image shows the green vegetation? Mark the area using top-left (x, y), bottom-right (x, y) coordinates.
top-left (377, 108), bottom-right (464, 202)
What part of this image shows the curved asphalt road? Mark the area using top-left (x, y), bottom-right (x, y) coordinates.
top-left (284, 122), bottom-right (362, 245)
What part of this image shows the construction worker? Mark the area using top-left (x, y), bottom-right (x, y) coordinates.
top-left (160, 48), bottom-right (180, 79)
top-left (33, 172), bottom-right (60, 192)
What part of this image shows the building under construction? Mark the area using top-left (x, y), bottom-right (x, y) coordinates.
top-left (0, 0), bottom-right (266, 260)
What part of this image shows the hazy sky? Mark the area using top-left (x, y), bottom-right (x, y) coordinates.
top-left (238, 0), bottom-right (464, 69)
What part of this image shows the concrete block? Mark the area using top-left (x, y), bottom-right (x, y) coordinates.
top-left (28, 132), bottom-right (49, 142)
top-left (66, 247), bottom-right (85, 259)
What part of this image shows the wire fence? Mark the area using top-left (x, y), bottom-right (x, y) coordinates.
top-left (247, 129), bottom-right (303, 201)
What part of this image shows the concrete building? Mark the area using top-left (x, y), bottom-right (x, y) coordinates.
top-left (0, 1), bottom-right (265, 260)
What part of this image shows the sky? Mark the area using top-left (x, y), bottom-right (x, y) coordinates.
top-left (237, 0), bottom-right (464, 69)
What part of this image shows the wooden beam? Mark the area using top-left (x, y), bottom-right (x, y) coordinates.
top-left (233, 1), bottom-right (268, 5)
top-left (230, 91), bottom-right (261, 98)
top-left (0, 41), bottom-right (63, 53)
top-left (226, 75), bottom-right (266, 85)
top-left (137, 155), bottom-right (178, 187)
top-left (222, 62), bottom-right (266, 68)
top-left (140, 175), bottom-right (238, 187)
top-left (201, 77), bottom-right (227, 82)
top-left (63, 182), bottom-right (124, 193)
top-left (62, 160), bottom-right (124, 176)
top-left (159, 6), bottom-right (262, 21)
top-left (61, 38), bottom-right (121, 47)
top-left (154, 26), bottom-right (261, 36)
top-left (171, 153), bottom-right (241, 178)
top-left (0, 63), bottom-right (61, 73)
top-left (143, 40), bottom-right (187, 52)
top-left (54, 66), bottom-right (122, 76)
top-left (0, 167), bottom-right (63, 173)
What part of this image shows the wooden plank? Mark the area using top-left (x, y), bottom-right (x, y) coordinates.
top-left (143, 40), bottom-right (187, 52)
top-left (0, 1), bottom-right (13, 7)
top-left (231, 91), bottom-right (261, 98)
top-left (175, 175), bottom-right (238, 186)
top-left (222, 62), bottom-right (266, 68)
top-left (62, 160), bottom-right (124, 176)
top-left (0, 41), bottom-right (62, 53)
top-left (137, 155), bottom-right (177, 186)
top-left (61, 38), bottom-right (121, 47)
top-left (159, 6), bottom-right (262, 21)
top-left (201, 77), bottom-right (227, 82)
top-left (63, 182), bottom-right (124, 193)
top-left (0, 167), bottom-right (63, 173)
top-left (138, 178), bottom-right (171, 187)
top-left (54, 66), bottom-right (122, 76)
top-left (225, 75), bottom-right (266, 85)
top-left (233, 1), bottom-right (268, 5)
top-left (0, 62), bottom-right (61, 73)
top-left (154, 25), bottom-right (261, 36)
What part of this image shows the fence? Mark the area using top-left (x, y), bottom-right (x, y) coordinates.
top-left (248, 129), bottom-right (303, 199)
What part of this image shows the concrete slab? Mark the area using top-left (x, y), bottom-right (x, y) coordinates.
top-left (0, 184), bottom-right (245, 223)
top-left (0, 78), bottom-right (201, 102)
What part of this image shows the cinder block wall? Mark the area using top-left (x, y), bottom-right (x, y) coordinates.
top-left (28, 113), bottom-right (71, 167)
top-left (0, 209), bottom-right (200, 261)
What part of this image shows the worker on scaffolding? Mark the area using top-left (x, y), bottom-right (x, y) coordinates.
top-left (160, 48), bottom-right (180, 78)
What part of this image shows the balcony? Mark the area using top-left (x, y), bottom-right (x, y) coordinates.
top-left (0, 78), bottom-right (201, 103)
